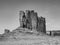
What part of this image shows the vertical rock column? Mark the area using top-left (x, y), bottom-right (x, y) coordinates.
top-left (30, 10), bottom-right (38, 31)
top-left (37, 17), bottom-right (41, 32)
top-left (19, 11), bottom-right (25, 27)
top-left (37, 17), bottom-right (46, 33)
top-left (34, 12), bottom-right (38, 30)
top-left (43, 18), bottom-right (46, 33)
top-left (25, 10), bottom-right (32, 29)
top-left (41, 17), bottom-right (46, 33)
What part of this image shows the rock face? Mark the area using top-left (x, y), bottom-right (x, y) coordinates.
top-left (19, 10), bottom-right (46, 33)
top-left (37, 16), bottom-right (46, 33)
top-left (4, 29), bottom-right (10, 34)
top-left (30, 10), bottom-right (38, 30)
top-left (19, 11), bottom-right (26, 28)
top-left (25, 10), bottom-right (32, 29)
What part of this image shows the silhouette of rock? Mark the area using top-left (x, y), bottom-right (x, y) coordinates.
top-left (19, 10), bottom-right (46, 33)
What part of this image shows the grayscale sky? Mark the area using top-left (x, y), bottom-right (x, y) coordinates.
top-left (0, 0), bottom-right (60, 34)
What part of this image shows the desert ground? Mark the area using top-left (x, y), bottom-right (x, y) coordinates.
top-left (0, 28), bottom-right (60, 45)
top-left (0, 33), bottom-right (60, 45)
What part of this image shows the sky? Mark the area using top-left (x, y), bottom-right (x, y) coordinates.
top-left (0, 0), bottom-right (60, 34)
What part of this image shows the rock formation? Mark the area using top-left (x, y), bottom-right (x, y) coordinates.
top-left (25, 10), bottom-right (32, 29)
top-left (0, 10), bottom-right (46, 41)
top-left (19, 10), bottom-right (46, 33)
top-left (4, 29), bottom-right (10, 34)
top-left (37, 16), bottom-right (46, 33)
top-left (19, 11), bottom-right (26, 28)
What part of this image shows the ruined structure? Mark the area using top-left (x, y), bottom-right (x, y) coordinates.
top-left (19, 10), bottom-right (46, 33)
